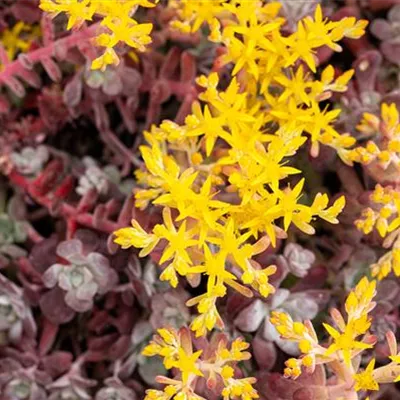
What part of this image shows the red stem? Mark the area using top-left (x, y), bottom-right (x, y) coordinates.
top-left (100, 129), bottom-right (143, 168)
top-left (25, 223), bottom-right (45, 243)
top-left (165, 80), bottom-right (197, 98)
top-left (8, 169), bottom-right (120, 234)
top-left (0, 23), bottom-right (100, 84)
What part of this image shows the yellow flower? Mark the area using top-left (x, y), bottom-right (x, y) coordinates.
top-left (274, 65), bottom-right (312, 105)
top-left (40, 0), bottom-right (95, 30)
top-left (284, 358), bottom-right (303, 379)
top-left (219, 7), bottom-right (283, 79)
top-left (209, 218), bottom-right (252, 268)
top-left (356, 113), bottom-right (380, 135)
top-left (323, 320), bottom-right (373, 366)
top-left (352, 103), bottom-right (400, 169)
top-left (142, 327), bottom-right (181, 369)
top-left (153, 207), bottom-right (198, 276)
top-left (331, 17), bottom-right (368, 40)
top-left (306, 105), bottom-right (342, 144)
top-left (370, 247), bottom-right (400, 281)
top-left (173, 347), bottom-right (203, 384)
top-left (111, 0), bottom-right (362, 335)
top-left (270, 311), bottom-right (318, 355)
top-left (221, 365), bottom-right (234, 379)
top-left (0, 22), bottom-right (40, 62)
top-left (353, 359), bottom-right (379, 391)
top-left (91, 47), bottom-right (120, 70)
top-left (283, 20), bottom-right (317, 72)
top-left (185, 102), bottom-right (230, 156)
top-left (144, 327), bottom-right (257, 399)
top-left (345, 277), bottom-right (376, 319)
top-left (40, 0), bottom-right (155, 69)
top-left (144, 389), bottom-right (170, 400)
top-left (221, 377), bottom-right (259, 400)
top-left (272, 277), bottom-right (378, 381)
top-left (356, 184), bottom-right (400, 279)
top-left (389, 353), bottom-right (400, 382)
top-left (169, 0), bottom-right (226, 33)
top-left (316, 195), bottom-right (345, 224)
top-left (196, 72), bottom-right (220, 102)
top-left (100, 17), bottom-right (153, 51)
top-left (190, 295), bottom-right (223, 336)
top-left (319, 66), bottom-right (355, 95)
top-left (189, 245), bottom-right (239, 298)
top-left (113, 220), bottom-right (159, 256)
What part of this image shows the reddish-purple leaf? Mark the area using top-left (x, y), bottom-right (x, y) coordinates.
top-left (108, 334), bottom-right (131, 360)
top-left (41, 57), bottom-right (62, 82)
top-left (252, 337), bottom-right (277, 371)
top-left (17, 53), bottom-right (34, 70)
top-left (54, 40), bottom-right (69, 60)
top-left (103, 72), bottom-right (123, 96)
top-left (4, 76), bottom-right (26, 98)
top-left (353, 50), bottom-right (382, 93)
top-left (41, 351), bottom-right (73, 378)
top-left (16, 68), bottom-right (42, 88)
top-left (40, 14), bottom-right (55, 46)
top-left (39, 318), bottom-right (59, 356)
top-left (63, 73), bottom-right (83, 107)
top-left (116, 97), bottom-right (136, 133)
top-left (180, 51), bottom-right (196, 83)
top-left (121, 67), bottom-right (141, 96)
top-left (11, 0), bottom-right (42, 23)
top-left (159, 47), bottom-right (181, 79)
top-left (93, 204), bottom-right (107, 227)
top-left (175, 93), bottom-right (196, 124)
top-left (234, 300), bottom-right (266, 332)
top-left (77, 40), bottom-right (97, 61)
top-left (39, 287), bottom-right (75, 325)
top-left (139, 58), bottom-right (156, 91)
top-left (93, 102), bottom-right (110, 131)
top-left (0, 95), bottom-right (10, 113)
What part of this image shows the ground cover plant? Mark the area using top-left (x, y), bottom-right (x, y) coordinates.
top-left (2, 0), bottom-right (400, 399)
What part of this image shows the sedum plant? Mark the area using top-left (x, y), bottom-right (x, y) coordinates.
top-left (270, 277), bottom-right (400, 399)
top-left (143, 326), bottom-right (257, 400)
top-left (6, 0), bottom-right (400, 399)
top-left (43, 239), bottom-right (118, 312)
top-left (0, 21), bottom-right (41, 63)
top-left (351, 103), bottom-right (400, 281)
top-left (114, 2), bottom-right (366, 338)
top-left (39, 0), bottom-right (159, 70)
top-left (356, 183), bottom-right (400, 280)
top-left (349, 103), bottom-right (400, 180)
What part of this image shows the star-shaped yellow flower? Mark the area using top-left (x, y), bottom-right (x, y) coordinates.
top-left (174, 347), bottom-right (203, 384)
top-left (353, 359), bottom-right (379, 391)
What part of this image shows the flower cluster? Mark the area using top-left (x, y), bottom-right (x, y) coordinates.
top-left (4, 0), bottom-right (400, 399)
top-left (351, 102), bottom-right (400, 281)
top-left (349, 103), bottom-right (400, 170)
top-left (39, 0), bottom-right (159, 70)
top-left (354, 184), bottom-right (400, 280)
top-left (143, 326), bottom-right (257, 400)
top-left (0, 21), bottom-right (41, 63)
top-left (356, 184), bottom-right (400, 238)
top-left (271, 277), bottom-right (400, 397)
top-left (114, 2), bottom-right (366, 337)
